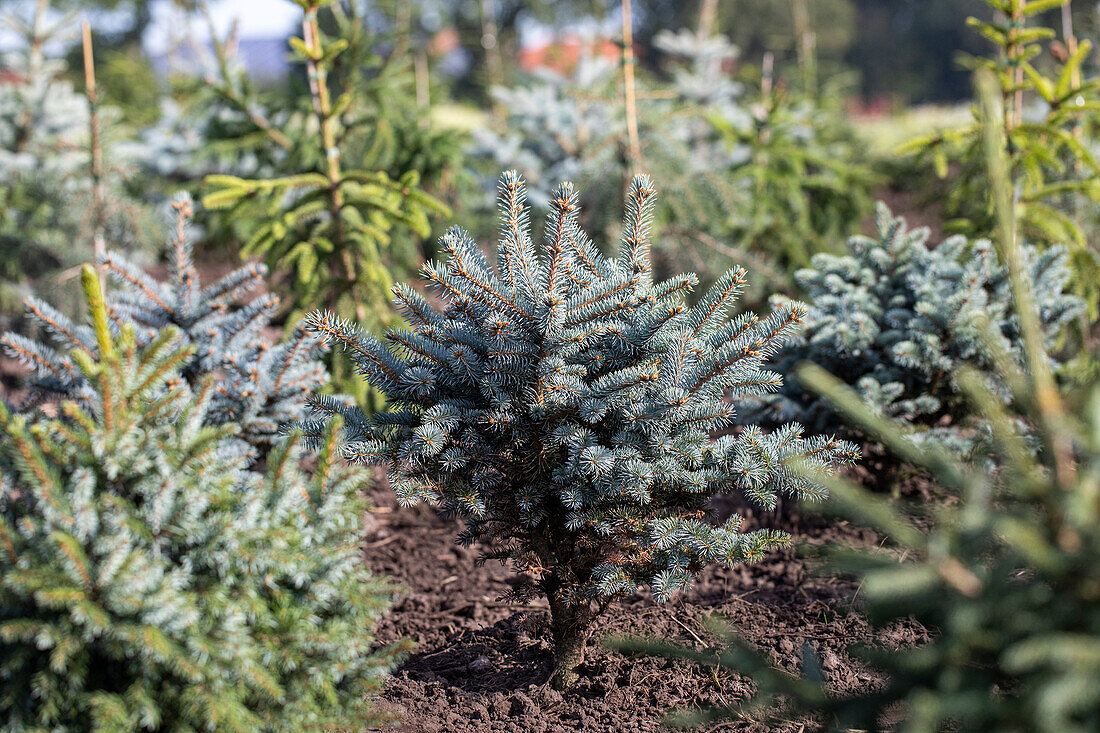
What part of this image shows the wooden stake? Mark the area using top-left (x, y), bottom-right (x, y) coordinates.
top-left (1062, 1), bottom-right (1080, 89)
top-left (696, 0), bottom-right (719, 42)
top-left (1008, 2), bottom-right (1025, 130)
top-left (415, 51), bottom-right (430, 126)
top-left (791, 0), bottom-right (817, 95)
top-left (81, 21), bottom-right (105, 260)
top-left (479, 0), bottom-right (506, 122)
top-left (762, 51), bottom-right (775, 101)
top-left (302, 3), bottom-right (356, 290)
top-left (622, 0), bottom-right (641, 168)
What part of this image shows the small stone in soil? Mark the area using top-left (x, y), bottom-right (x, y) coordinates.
top-left (362, 511), bottom-right (388, 540)
top-left (509, 691), bottom-right (538, 716)
top-left (467, 654), bottom-right (493, 673)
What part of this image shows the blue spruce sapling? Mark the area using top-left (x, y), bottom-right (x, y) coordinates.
top-left (0, 267), bottom-right (402, 729)
top-left (1, 195), bottom-right (327, 457)
top-left (303, 172), bottom-right (859, 688)
top-left (749, 204), bottom-right (1084, 454)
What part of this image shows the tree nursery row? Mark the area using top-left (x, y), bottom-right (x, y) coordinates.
top-left (1, 1), bottom-right (1099, 731)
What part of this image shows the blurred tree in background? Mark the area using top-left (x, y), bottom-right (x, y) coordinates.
top-left (901, 0), bottom-right (1100, 334)
top-left (0, 0), bottom-right (161, 332)
top-left (847, 0), bottom-right (990, 104)
top-left (200, 1), bottom-right (451, 406)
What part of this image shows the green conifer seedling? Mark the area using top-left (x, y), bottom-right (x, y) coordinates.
top-left (201, 0), bottom-right (449, 334)
top-left (0, 266), bottom-right (403, 730)
top-left (901, 0), bottom-right (1100, 312)
top-left (303, 172), bottom-right (859, 688)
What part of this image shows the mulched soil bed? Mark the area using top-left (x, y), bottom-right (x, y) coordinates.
top-left (366, 481), bottom-right (929, 732)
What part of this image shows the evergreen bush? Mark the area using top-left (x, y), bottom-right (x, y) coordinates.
top-left (613, 214), bottom-right (1100, 733)
top-left (200, 0), bottom-right (450, 335)
top-left (303, 172), bottom-right (859, 688)
top-left (0, 1), bottom-right (159, 329)
top-left (707, 71), bottom-right (874, 274)
top-left (0, 267), bottom-right (402, 731)
top-left (747, 202), bottom-right (1083, 453)
top-left (1, 195), bottom-right (327, 459)
top-left (196, 1), bottom-right (454, 405)
top-left (902, 0), bottom-right (1100, 312)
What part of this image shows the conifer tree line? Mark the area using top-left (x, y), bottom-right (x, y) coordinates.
top-left (0, 0), bottom-right (1099, 729)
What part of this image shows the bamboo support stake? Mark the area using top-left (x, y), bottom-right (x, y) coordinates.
top-left (696, 0), bottom-right (719, 41)
top-left (415, 51), bottom-right (431, 126)
top-left (1061, 1), bottom-right (1080, 88)
top-left (791, 0), bottom-right (817, 95)
top-left (81, 22), bottom-right (105, 261)
top-left (479, 0), bottom-right (506, 122)
top-left (622, 0), bottom-right (642, 169)
top-left (762, 51), bottom-right (775, 102)
top-left (301, 4), bottom-right (353, 285)
top-left (1060, 0), bottom-right (1085, 311)
top-left (1008, 2), bottom-right (1025, 130)
top-left (1060, 0), bottom-right (1084, 176)
top-left (978, 71), bottom-right (1075, 492)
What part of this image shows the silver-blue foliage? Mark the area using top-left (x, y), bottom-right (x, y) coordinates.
top-left (750, 203), bottom-right (1085, 450)
top-left (304, 173), bottom-right (858, 634)
top-left (1, 195), bottom-right (327, 455)
top-left (0, 308), bottom-right (401, 730)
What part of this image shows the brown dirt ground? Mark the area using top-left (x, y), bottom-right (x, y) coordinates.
top-left (364, 479), bottom-right (928, 733)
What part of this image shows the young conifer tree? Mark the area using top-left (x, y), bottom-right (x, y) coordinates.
top-left (749, 203), bottom-right (1084, 455)
top-left (302, 172), bottom-right (859, 688)
top-left (902, 0), bottom-right (1100, 311)
top-left (0, 267), bottom-right (402, 730)
top-left (201, 0), bottom-right (449, 333)
top-left (199, 1), bottom-right (451, 406)
top-left (1, 195), bottom-right (327, 458)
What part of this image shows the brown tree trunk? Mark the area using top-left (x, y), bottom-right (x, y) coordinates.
top-left (547, 588), bottom-right (593, 690)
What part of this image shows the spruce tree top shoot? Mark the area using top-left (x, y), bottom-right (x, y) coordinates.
top-left (305, 172), bottom-right (858, 687)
